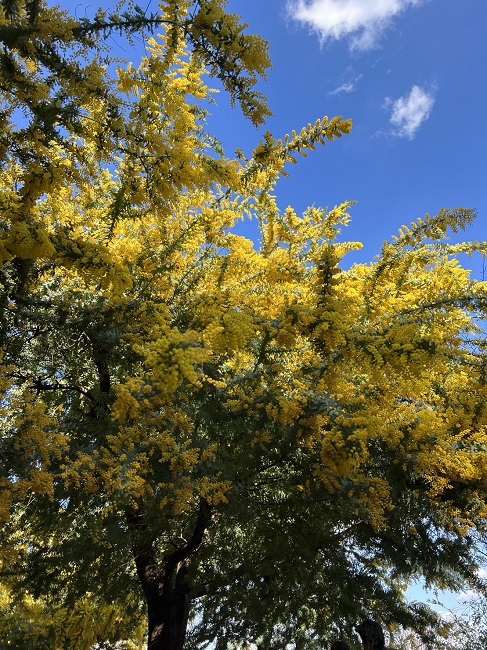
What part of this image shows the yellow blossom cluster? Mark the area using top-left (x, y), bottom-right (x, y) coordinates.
top-left (202, 309), bottom-right (255, 354)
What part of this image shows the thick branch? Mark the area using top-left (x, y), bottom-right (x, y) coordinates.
top-left (126, 509), bottom-right (163, 602)
top-left (87, 332), bottom-right (112, 398)
top-left (164, 499), bottom-right (213, 573)
top-left (127, 499), bottom-right (213, 604)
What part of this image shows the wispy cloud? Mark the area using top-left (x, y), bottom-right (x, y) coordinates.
top-left (287, 0), bottom-right (427, 50)
top-left (385, 85), bottom-right (435, 139)
top-left (328, 74), bottom-right (362, 96)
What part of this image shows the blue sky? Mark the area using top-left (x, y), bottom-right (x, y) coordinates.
top-left (208, 0), bottom-right (487, 275)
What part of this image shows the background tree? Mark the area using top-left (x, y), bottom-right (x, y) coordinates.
top-left (437, 593), bottom-right (487, 650)
top-left (1, 2), bottom-right (487, 649)
top-left (383, 589), bottom-right (487, 650)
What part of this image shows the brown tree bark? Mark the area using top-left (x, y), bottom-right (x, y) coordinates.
top-left (127, 500), bottom-right (212, 650)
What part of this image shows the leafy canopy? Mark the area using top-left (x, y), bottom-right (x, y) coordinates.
top-left (1, 1), bottom-right (487, 648)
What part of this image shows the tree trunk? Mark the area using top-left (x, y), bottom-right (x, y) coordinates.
top-left (146, 575), bottom-right (191, 650)
top-left (127, 500), bottom-right (213, 650)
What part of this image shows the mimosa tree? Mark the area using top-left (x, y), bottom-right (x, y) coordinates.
top-left (1, 1), bottom-right (487, 649)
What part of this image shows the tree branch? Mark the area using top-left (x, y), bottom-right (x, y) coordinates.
top-left (164, 499), bottom-right (213, 578)
top-left (29, 377), bottom-right (94, 401)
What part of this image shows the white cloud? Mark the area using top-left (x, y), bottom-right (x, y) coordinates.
top-left (457, 589), bottom-right (478, 603)
top-left (385, 85), bottom-right (435, 139)
top-left (438, 609), bottom-right (455, 621)
top-left (288, 0), bottom-right (426, 50)
top-left (453, 569), bottom-right (487, 604)
top-left (328, 74), bottom-right (362, 95)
